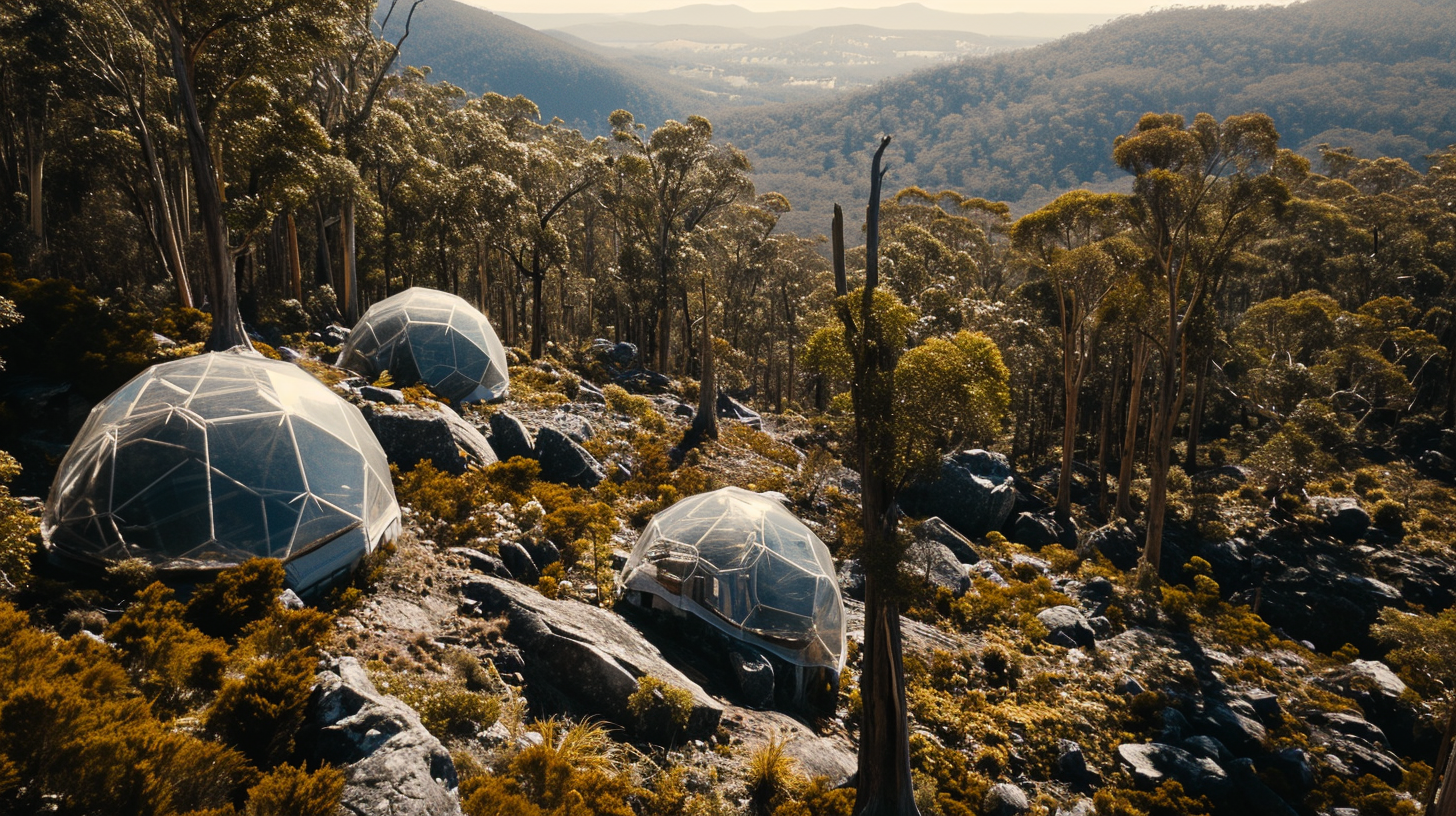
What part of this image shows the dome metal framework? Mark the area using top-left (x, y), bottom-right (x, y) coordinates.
top-left (338, 287), bottom-right (509, 403)
top-left (43, 352), bottom-right (400, 594)
top-left (620, 486), bottom-right (846, 673)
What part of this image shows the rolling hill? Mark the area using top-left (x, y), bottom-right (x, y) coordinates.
top-left (713, 0), bottom-right (1456, 236)
top-left (389, 0), bottom-right (706, 132)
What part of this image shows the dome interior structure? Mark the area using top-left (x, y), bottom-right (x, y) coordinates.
top-left (43, 352), bottom-right (400, 595)
top-left (338, 287), bottom-right (509, 403)
top-left (620, 486), bottom-right (845, 672)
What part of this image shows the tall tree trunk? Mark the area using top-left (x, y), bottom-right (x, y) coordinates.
top-left (24, 110), bottom-right (43, 244)
top-left (126, 90), bottom-right (190, 306)
top-left (287, 213), bottom-right (303, 302)
top-left (166, 19), bottom-right (248, 351)
top-left (690, 274), bottom-right (718, 442)
top-left (1185, 355), bottom-right (1209, 471)
top-left (851, 136), bottom-right (920, 816)
top-left (1142, 338), bottom-right (1188, 576)
top-left (1098, 356), bottom-right (1123, 519)
top-left (1117, 337), bottom-right (1151, 521)
top-left (530, 271), bottom-right (546, 360)
top-left (1055, 312), bottom-right (1082, 522)
top-left (342, 198), bottom-right (359, 323)
top-left (314, 199), bottom-right (334, 289)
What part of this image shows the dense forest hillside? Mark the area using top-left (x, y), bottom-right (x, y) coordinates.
top-left (392, 0), bottom-right (704, 131)
top-left (720, 0), bottom-right (1456, 236)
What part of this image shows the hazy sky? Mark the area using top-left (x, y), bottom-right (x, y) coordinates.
top-left (482, 0), bottom-right (1300, 13)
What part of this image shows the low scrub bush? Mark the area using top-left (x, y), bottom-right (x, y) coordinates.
top-left (627, 675), bottom-right (694, 733)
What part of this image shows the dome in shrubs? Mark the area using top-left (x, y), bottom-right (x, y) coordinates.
top-left (620, 486), bottom-right (845, 673)
top-left (42, 351), bottom-right (400, 595)
top-left (337, 287), bottom-right (509, 403)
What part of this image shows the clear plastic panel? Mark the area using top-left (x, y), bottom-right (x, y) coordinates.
top-left (42, 351), bottom-right (400, 593)
top-left (289, 418), bottom-right (366, 512)
top-left (620, 486), bottom-right (846, 671)
top-left (337, 287), bottom-right (509, 403)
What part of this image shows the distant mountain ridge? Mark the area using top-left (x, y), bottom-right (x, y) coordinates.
top-left (391, 0), bottom-right (705, 132)
top-left (490, 3), bottom-right (1114, 39)
top-left (713, 0), bottom-right (1456, 236)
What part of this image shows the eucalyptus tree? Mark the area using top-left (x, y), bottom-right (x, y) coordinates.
top-left (1011, 190), bottom-right (1129, 522)
top-left (111, 0), bottom-right (361, 349)
top-left (880, 187), bottom-right (997, 303)
top-left (809, 139), bottom-right (1012, 816)
top-left (72, 0), bottom-right (194, 306)
top-left (1113, 112), bottom-right (1283, 574)
top-left (0, 0), bottom-right (72, 252)
top-left (312, 0), bottom-right (422, 323)
top-left (605, 110), bottom-right (753, 373)
top-left (491, 106), bottom-right (608, 359)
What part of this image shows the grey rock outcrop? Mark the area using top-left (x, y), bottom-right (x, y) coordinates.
top-left (899, 449), bottom-right (1016, 538)
top-left (905, 539), bottom-right (971, 597)
top-left (449, 547), bottom-right (512, 580)
top-left (1311, 496), bottom-right (1371, 541)
top-left (488, 411), bottom-right (535, 461)
top-left (1198, 703), bottom-right (1267, 756)
top-left (301, 657), bottom-right (461, 816)
top-left (522, 538), bottom-right (561, 569)
top-left (462, 575), bottom-right (722, 741)
top-left (535, 426), bottom-right (605, 487)
top-left (1037, 605), bottom-right (1097, 649)
top-left (1054, 739), bottom-right (1102, 791)
top-left (549, 411), bottom-right (595, 443)
top-left (914, 517), bottom-right (980, 564)
top-left (498, 541), bottom-right (540, 584)
top-left (1318, 659), bottom-right (1425, 756)
top-left (1322, 711), bottom-right (1389, 746)
top-left (1012, 512), bottom-right (1061, 550)
top-left (1088, 523), bottom-right (1141, 570)
top-left (363, 401), bottom-right (498, 474)
top-left (358, 385), bottom-right (405, 405)
top-left (983, 783), bottom-right (1030, 816)
top-left (716, 392), bottom-right (763, 430)
top-left (1117, 743), bottom-right (1229, 799)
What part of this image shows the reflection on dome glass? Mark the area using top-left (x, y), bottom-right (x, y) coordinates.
top-left (42, 352), bottom-right (400, 594)
top-left (620, 486), bottom-right (845, 672)
top-left (338, 287), bottom-right (509, 403)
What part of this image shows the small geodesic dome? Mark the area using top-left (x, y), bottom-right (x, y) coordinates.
top-left (620, 486), bottom-right (845, 672)
top-left (338, 287), bottom-right (508, 403)
top-left (42, 351), bottom-right (400, 594)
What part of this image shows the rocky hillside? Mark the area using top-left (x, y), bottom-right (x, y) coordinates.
top-left (2, 326), bottom-right (1455, 815)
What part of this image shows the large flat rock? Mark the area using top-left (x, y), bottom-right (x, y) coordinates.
top-left (462, 576), bottom-right (722, 741)
top-left (302, 657), bottom-right (461, 816)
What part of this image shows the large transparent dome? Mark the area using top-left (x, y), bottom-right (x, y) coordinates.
top-left (621, 487), bottom-right (845, 671)
top-left (338, 288), bottom-right (509, 403)
top-left (43, 352), bottom-right (400, 594)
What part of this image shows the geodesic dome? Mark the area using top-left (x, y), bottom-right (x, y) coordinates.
top-left (620, 486), bottom-right (845, 672)
top-left (338, 287), bottom-right (509, 403)
top-left (42, 352), bottom-right (400, 595)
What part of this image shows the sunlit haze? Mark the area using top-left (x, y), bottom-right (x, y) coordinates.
top-left (477, 0), bottom-right (1300, 13)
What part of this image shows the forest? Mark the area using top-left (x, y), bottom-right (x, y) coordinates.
top-left (721, 0), bottom-right (1456, 235)
top-left (4, 0), bottom-right (1456, 814)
